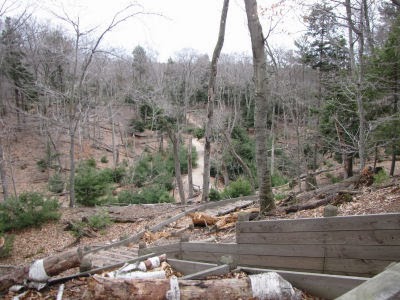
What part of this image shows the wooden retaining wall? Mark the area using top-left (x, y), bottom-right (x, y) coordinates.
top-left (140, 213), bottom-right (400, 277)
top-left (236, 213), bottom-right (400, 277)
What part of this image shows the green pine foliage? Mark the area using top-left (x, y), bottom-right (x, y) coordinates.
top-left (74, 159), bottom-right (129, 206)
top-left (221, 178), bottom-right (253, 199)
top-left (48, 173), bottom-right (65, 194)
top-left (0, 192), bottom-right (60, 232)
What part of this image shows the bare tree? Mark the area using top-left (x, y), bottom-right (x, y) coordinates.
top-left (244, 0), bottom-right (275, 213)
top-left (51, 4), bottom-right (146, 207)
top-left (202, 0), bottom-right (229, 202)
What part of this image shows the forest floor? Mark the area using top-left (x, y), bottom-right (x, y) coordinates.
top-left (0, 110), bottom-right (399, 299)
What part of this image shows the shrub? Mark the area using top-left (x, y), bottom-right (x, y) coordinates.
top-left (193, 127), bottom-right (205, 140)
top-left (0, 192), bottom-right (60, 232)
top-left (116, 186), bottom-right (173, 205)
top-left (36, 159), bottom-right (47, 172)
top-left (101, 166), bottom-right (126, 184)
top-left (373, 169), bottom-right (389, 186)
top-left (100, 156), bottom-right (109, 163)
top-left (75, 167), bottom-right (111, 206)
top-left (209, 188), bottom-right (221, 201)
top-left (221, 178), bottom-right (252, 199)
top-left (271, 172), bottom-right (288, 187)
top-left (0, 234), bottom-right (14, 258)
top-left (326, 172), bottom-right (342, 184)
top-left (48, 173), bottom-right (64, 194)
top-left (128, 119), bottom-right (145, 134)
top-left (88, 210), bottom-right (113, 230)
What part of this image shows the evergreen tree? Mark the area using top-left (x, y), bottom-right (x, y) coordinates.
top-left (1, 17), bottom-right (38, 123)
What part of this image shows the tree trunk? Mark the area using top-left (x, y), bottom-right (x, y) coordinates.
top-left (244, 0), bottom-right (275, 214)
top-left (0, 248), bottom-right (82, 293)
top-left (84, 272), bottom-right (300, 300)
top-left (0, 138), bottom-right (8, 201)
top-left (187, 137), bottom-right (193, 199)
top-left (108, 104), bottom-right (117, 168)
top-left (169, 130), bottom-right (185, 204)
top-left (69, 130), bottom-right (76, 207)
top-left (202, 0), bottom-right (229, 202)
top-left (390, 142), bottom-right (396, 176)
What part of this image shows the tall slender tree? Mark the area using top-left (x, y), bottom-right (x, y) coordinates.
top-left (202, 0), bottom-right (229, 202)
top-left (244, 0), bottom-right (275, 213)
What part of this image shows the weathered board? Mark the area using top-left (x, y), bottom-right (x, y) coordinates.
top-left (236, 213), bottom-right (400, 233)
top-left (337, 262), bottom-right (400, 300)
top-left (236, 230), bottom-right (400, 245)
top-left (238, 266), bottom-right (367, 299)
top-left (167, 259), bottom-right (218, 275)
top-left (236, 213), bottom-right (400, 276)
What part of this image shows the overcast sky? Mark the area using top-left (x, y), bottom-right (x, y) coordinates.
top-left (21, 0), bottom-right (307, 61)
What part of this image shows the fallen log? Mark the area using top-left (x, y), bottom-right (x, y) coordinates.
top-left (283, 175), bottom-right (361, 205)
top-left (284, 192), bottom-right (354, 214)
top-left (84, 272), bottom-right (301, 300)
top-left (0, 248), bottom-right (83, 292)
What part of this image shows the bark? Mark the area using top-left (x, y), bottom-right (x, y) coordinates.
top-left (244, 0), bottom-right (275, 213)
top-left (187, 137), bottom-right (194, 198)
top-left (84, 272), bottom-right (300, 300)
top-left (69, 130), bottom-right (76, 207)
top-left (168, 129), bottom-right (185, 204)
top-left (108, 104), bottom-right (117, 168)
top-left (202, 0), bottom-right (229, 202)
top-left (0, 248), bottom-right (82, 292)
top-left (390, 142), bottom-right (396, 176)
top-left (0, 138), bottom-right (8, 201)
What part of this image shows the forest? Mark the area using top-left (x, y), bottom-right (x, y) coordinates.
top-left (0, 0), bottom-right (399, 298)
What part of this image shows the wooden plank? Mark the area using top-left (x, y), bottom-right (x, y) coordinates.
top-left (325, 258), bottom-right (394, 276)
top-left (337, 262), bottom-right (400, 300)
top-left (181, 251), bottom-right (235, 264)
top-left (238, 244), bottom-right (400, 260)
top-left (100, 250), bottom-right (137, 260)
top-left (182, 264), bottom-right (230, 280)
top-left (237, 230), bottom-right (400, 246)
top-left (238, 244), bottom-right (324, 258)
top-left (236, 213), bottom-right (400, 233)
top-left (138, 243), bottom-right (180, 256)
top-left (181, 243), bottom-right (237, 255)
top-left (167, 259), bottom-right (218, 275)
top-left (238, 266), bottom-right (368, 300)
top-left (325, 245), bottom-right (400, 260)
top-left (238, 254), bottom-right (324, 272)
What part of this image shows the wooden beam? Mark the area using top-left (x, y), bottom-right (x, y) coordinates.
top-left (167, 259), bottom-right (218, 275)
top-left (337, 262), bottom-right (400, 300)
top-left (181, 264), bottom-right (230, 280)
top-left (236, 230), bottom-right (400, 246)
top-left (238, 266), bottom-right (367, 299)
top-left (236, 213), bottom-right (400, 233)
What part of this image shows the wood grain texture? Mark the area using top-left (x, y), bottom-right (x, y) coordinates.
top-left (236, 213), bottom-right (400, 233)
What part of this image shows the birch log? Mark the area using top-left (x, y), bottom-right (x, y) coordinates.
top-left (85, 272), bottom-right (301, 300)
top-left (0, 248), bottom-right (82, 292)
